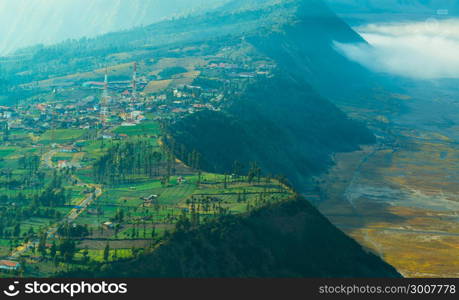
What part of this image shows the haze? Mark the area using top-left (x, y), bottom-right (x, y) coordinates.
top-left (0, 0), bottom-right (228, 55)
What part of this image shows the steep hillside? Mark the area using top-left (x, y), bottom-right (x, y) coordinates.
top-left (165, 0), bottom-right (376, 190)
top-left (62, 197), bottom-right (401, 278)
top-left (166, 72), bottom-right (374, 190)
top-left (249, 0), bottom-right (373, 99)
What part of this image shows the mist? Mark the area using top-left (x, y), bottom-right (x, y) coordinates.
top-left (0, 0), bottom-right (228, 56)
top-left (335, 19), bottom-right (459, 79)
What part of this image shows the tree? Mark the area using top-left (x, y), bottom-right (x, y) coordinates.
top-left (38, 233), bottom-right (47, 257)
top-left (151, 224), bottom-right (156, 239)
top-left (59, 239), bottom-right (76, 262)
top-left (13, 223), bottom-right (21, 238)
top-left (50, 241), bottom-right (57, 258)
top-left (103, 243), bottom-right (110, 261)
top-left (247, 162), bottom-right (261, 184)
top-left (2, 122), bottom-right (9, 142)
top-left (82, 247), bottom-right (90, 264)
top-left (93, 139), bottom-right (164, 184)
top-left (232, 161), bottom-right (244, 178)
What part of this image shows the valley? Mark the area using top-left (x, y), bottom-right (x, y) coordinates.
top-left (319, 80), bottom-right (459, 278)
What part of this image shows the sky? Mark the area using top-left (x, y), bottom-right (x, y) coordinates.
top-left (325, 0), bottom-right (459, 15)
top-left (0, 0), bottom-right (228, 55)
top-left (335, 18), bottom-right (459, 79)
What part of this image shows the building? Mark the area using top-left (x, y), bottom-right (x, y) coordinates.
top-left (102, 133), bottom-right (115, 140)
top-left (177, 176), bottom-right (186, 184)
top-left (0, 260), bottom-right (20, 271)
top-left (82, 81), bottom-right (105, 89)
top-left (60, 146), bottom-right (77, 153)
top-left (57, 160), bottom-right (69, 169)
top-left (141, 194), bottom-right (159, 206)
top-left (102, 221), bottom-right (115, 229)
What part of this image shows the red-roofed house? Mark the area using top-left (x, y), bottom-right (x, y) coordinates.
top-left (0, 260), bottom-right (20, 271)
top-left (58, 160), bottom-right (69, 169)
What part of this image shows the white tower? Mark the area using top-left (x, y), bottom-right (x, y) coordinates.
top-left (131, 62), bottom-right (137, 103)
top-left (100, 68), bottom-right (109, 125)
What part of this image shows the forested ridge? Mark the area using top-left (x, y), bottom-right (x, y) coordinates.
top-left (161, 0), bottom-right (376, 191)
top-left (166, 72), bottom-right (375, 190)
top-left (60, 196), bottom-right (401, 278)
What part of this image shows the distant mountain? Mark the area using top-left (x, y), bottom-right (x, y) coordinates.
top-left (0, 0), bottom-right (229, 55)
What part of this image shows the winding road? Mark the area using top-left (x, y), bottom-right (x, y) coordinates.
top-left (10, 145), bottom-right (103, 258)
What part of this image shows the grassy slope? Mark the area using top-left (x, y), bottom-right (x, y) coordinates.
top-left (62, 196), bottom-right (401, 278)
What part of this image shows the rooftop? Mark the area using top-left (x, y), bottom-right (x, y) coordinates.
top-left (0, 260), bottom-right (19, 267)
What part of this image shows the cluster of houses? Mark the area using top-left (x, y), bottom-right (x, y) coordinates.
top-left (3, 56), bottom-right (275, 137)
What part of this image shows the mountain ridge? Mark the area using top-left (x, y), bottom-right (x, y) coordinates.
top-left (0, 0), bottom-right (229, 55)
top-left (61, 196), bottom-right (401, 278)
top-left (164, 0), bottom-right (376, 190)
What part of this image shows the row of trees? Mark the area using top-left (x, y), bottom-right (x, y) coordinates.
top-left (37, 235), bottom-right (77, 263)
top-left (0, 172), bottom-right (71, 241)
top-left (33, 174), bottom-right (72, 207)
top-left (0, 168), bottom-right (47, 190)
top-left (93, 139), bottom-right (164, 184)
top-left (57, 223), bottom-right (90, 238)
top-left (164, 136), bottom-right (201, 171)
top-left (18, 154), bottom-right (40, 175)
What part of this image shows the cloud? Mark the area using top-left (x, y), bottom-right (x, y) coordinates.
top-left (335, 19), bottom-right (459, 79)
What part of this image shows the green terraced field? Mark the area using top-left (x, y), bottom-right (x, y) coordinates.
top-left (114, 121), bottom-right (160, 137)
top-left (40, 129), bottom-right (87, 144)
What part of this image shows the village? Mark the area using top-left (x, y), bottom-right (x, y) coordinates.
top-left (0, 52), bottom-right (285, 276)
top-left (0, 56), bottom-right (275, 142)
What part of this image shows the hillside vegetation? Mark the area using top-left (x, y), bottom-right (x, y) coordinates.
top-left (62, 196), bottom-right (401, 278)
top-left (160, 1), bottom-right (377, 191)
top-left (166, 72), bottom-right (374, 190)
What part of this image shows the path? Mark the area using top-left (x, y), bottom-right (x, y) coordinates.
top-left (10, 145), bottom-right (103, 258)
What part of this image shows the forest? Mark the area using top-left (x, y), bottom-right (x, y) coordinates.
top-left (93, 139), bottom-right (167, 185)
top-left (165, 72), bottom-right (375, 190)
